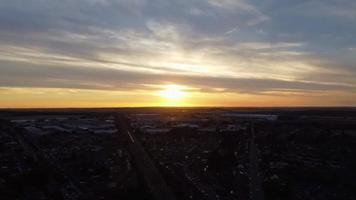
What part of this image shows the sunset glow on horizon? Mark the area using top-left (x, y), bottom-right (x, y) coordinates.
top-left (159, 85), bottom-right (186, 100)
top-left (158, 84), bottom-right (188, 106)
top-left (0, 0), bottom-right (356, 108)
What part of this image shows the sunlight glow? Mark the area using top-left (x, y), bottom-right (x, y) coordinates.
top-left (159, 84), bottom-right (186, 100)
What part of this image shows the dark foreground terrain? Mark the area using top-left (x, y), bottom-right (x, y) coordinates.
top-left (1, 107), bottom-right (355, 200)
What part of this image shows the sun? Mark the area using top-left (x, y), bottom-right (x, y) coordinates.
top-left (159, 84), bottom-right (187, 106)
top-left (159, 84), bottom-right (186, 100)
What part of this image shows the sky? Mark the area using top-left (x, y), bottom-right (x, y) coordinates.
top-left (0, 0), bottom-right (356, 108)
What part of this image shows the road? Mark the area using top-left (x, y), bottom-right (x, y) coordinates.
top-left (249, 123), bottom-right (265, 200)
top-left (116, 115), bottom-right (176, 200)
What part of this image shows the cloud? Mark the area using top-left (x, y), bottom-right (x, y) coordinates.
top-left (0, 60), bottom-right (354, 96)
top-left (208, 0), bottom-right (257, 11)
top-left (237, 42), bottom-right (303, 50)
top-left (0, 0), bottom-right (355, 105)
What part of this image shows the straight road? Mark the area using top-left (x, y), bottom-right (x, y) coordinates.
top-left (116, 115), bottom-right (176, 200)
top-left (249, 123), bottom-right (265, 200)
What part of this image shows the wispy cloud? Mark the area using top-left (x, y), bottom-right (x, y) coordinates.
top-left (0, 0), bottom-right (355, 106)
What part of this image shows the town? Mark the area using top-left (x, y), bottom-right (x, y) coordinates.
top-left (1, 108), bottom-right (355, 200)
